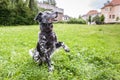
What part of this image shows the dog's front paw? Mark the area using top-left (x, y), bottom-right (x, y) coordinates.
top-left (48, 66), bottom-right (54, 72)
top-left (64, 46), bottom-right (70, 52)
top-left (61, 42), bottom-right (70, 52)
top-left (65, 48), bottom-right (70, 52)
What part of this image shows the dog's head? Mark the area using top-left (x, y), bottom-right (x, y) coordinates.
top-left (34, 11), bottom-right (58, 23)
top-left (34, 11), bottom-right (58, 32)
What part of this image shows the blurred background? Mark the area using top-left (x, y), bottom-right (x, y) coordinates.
top-left (0, 0), bottom-right (119, 26)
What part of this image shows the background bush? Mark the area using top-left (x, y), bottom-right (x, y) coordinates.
top-left (67, 18), bottom-right (86, 24)
top-left (92, 15), bottom-right (105, 24)
top-left (0, 0), bottom-right (86, 26)
top-left (57, 18), bottom-right (86, 24)
top-left (0, 0), bottom-right (37, 26)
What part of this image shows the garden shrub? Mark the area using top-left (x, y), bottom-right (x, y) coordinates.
top-left (0, 0), bottom-right (37, 26)
top-left (67, 18), bottom-right (86, 24)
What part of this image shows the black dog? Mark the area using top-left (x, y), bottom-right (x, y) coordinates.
top-left (29, 11), bottom-right (70, 71)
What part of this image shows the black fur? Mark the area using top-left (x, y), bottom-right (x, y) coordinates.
top-left (32, 11), bottom-right (70, 71)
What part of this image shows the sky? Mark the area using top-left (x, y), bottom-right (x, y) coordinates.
top-left (39, 0), bottom-right (111, 18)
top-left (56, 0), bottom-right (112, 18)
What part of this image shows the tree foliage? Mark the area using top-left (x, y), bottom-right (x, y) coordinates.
top-left (92, 15), bottom-right (105, 24)
top-left (88, 16), bottom-right (92, 24)
top-left (67, 18), bottom-right (86, 24)
top-left (0, 0), bottom-right (38, 26)
top-left (50, 0), bottom-right (56, 6)
top-left (43, 0), bottom-right (56, 6)
top-left (100, 14), bottom-right (105, 24)
top-left (0, 0), bottom-right (10, 9)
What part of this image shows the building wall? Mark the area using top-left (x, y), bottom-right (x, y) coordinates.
top-left (101, 5), bottom-right (120, 23)
top-left (57, 13), bottom-right (63, 21)
top-left (37, 2), bottom-right (64, 21)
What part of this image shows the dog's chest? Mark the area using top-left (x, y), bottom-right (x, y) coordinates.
top-left (43, 32), bottom-right (56, 47)
top-left (45, 32), bottom-right (56, 42)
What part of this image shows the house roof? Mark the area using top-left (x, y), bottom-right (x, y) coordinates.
top-left (102, 0), bottom-right (120, 9)
top-left (86, 10), bottom-right (99, 16)
top-left (110, 0), bottom-right (120, 5)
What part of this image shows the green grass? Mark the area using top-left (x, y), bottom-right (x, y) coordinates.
top-left (0, 24), bottom-right (120, 80)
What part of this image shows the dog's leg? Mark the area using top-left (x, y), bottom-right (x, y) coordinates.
top-left (44, 45), bottom-right (55, 72)
top-left (61, 42), bottom-right (70, 52)
top-left (32, 49), bottom-right (42, 65)
top-left (45, 53), bottom-right (54, 72)
top-left (38, 34), bottom-right (48, 53)
top-left (38, 34), bottom-right (54, 71)
top-left (35, 42), bottom-right (43, 65)
top-left (54, 32), bottom-right (70, 52)
top-left (56, 42), bottom-right (70, 52)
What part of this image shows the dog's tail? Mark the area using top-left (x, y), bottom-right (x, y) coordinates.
top-left (29, 49), bottom-right (34, 57)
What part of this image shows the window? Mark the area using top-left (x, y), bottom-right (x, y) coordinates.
top-left (110, 8), bottom-right (112, 11)
top-left (109, 15), bottom-right (111, 19)
top-left (112, 15), bottom-right (115, 19)
top-left (105, 7), bottom-right (111, 11)
top-left (105, 8), bottom-right (108, 11)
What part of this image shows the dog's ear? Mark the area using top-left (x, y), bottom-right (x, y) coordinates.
top-left (34, 12), bottom-right (43, 21)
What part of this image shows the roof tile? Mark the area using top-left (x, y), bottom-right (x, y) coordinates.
top-left (87, 10), bottom-right (98, 15)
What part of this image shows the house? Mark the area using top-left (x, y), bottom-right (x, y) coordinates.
top-left (37, 2), bottom-right (64, 21)
top-left (82, 10), bottom-right (100, 24)
top-left (101, 0), bottom-right (120, 23)
top-left (63, 15), bottom-right (71, 21)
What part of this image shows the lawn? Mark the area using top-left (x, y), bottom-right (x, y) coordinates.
top-left (0, 24), bottom-right (120, 80)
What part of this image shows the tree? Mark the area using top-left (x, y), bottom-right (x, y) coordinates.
top-left (0, 0), bottom-right (11, 25)
top-left (88, 16), bottom-right (92, 24)
top-left (43, 0), bottom-right (56, 6)
top-left (92, 15), bottom-right (101, 24)
top-left (25, 0), bottom-right (30, 7)
top-left (0, 0), bottom-right (10, 9)
top-left (78, 15), bottom-right (82, 19)
top-left (43, 0), bottom-right (49, 4)
top-left (50, 0), bottom-right (56, 6)
top-left (28, 0), bottom-right (38, 12)
top-left (0, 0), bottom-right (38, 25)
top-left (92, 15), bottom-right (105, 24)
top-left (100, 14), bottom-right (105, 24)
